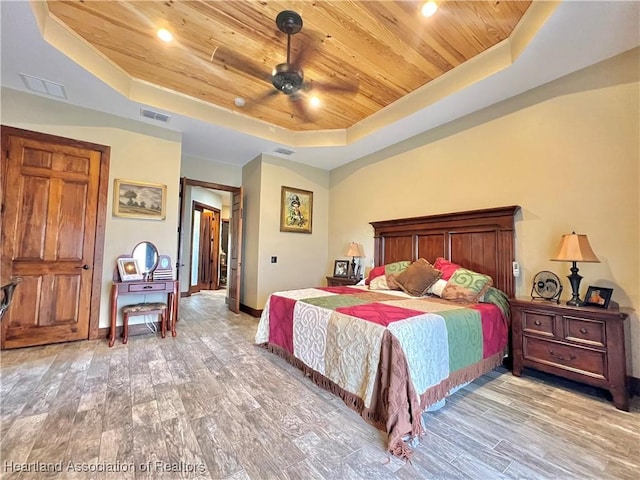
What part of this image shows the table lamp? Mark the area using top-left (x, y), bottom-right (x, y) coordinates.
top-left (345, 242), bottom-right (364, 279)
top-left (550, 232), bottom-right (600, 306)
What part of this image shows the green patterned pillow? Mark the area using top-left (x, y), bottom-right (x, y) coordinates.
top-left (384, 261), bottom-right (411, 290)
top-left (441, 268), bottom-right (493, 303)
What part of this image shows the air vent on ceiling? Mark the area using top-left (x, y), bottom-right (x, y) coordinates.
top-left (274, 147), bottom-right (295, 156)
top-left (20, 73), bottom-right (67, 99)
top-left (140, 108), bottom-right (171, 123)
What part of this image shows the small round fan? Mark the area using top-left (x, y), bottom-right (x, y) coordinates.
top-left (531, 271), bottom-right (562, 303)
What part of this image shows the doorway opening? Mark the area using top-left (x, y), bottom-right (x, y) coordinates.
top-left (189, 201), bottom-right (221, 294)
top-left (178, 178), bottom-right (243, 314)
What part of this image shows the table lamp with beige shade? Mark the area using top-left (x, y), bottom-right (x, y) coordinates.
top-left (550, 232), bottom-right (600, 306)
top-left (345, 242), bottom-right (365, 279)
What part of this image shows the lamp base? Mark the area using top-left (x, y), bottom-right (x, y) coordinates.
top-left (566, 261), bottom-right (583, 307)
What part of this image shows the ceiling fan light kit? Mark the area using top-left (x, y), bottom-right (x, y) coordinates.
top-left (272, 63), bottom-right (304, 95)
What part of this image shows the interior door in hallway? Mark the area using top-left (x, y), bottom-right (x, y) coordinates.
top-left (198, 209), bottom-right (220, 291)
top-left (1, 127), bottom-right (109, 349)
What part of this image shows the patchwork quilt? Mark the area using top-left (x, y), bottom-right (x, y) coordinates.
top-left (255, 285), bottom-right (509, 458)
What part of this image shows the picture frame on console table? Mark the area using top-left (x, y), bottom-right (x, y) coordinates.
top-left (117, 257), bottom-right (143, 282)
top-left (584, 286), bottom-right (613, 308)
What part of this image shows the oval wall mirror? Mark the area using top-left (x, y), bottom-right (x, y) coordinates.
top-left (132, 241), bottom-right (159, 276)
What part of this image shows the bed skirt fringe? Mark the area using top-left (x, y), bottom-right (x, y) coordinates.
top-left (419, 350), bottom-right (505, 410)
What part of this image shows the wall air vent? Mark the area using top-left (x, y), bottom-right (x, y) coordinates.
top-left (274, 147), bottom-right (295, 156)
top-left (140, 108), bottom-right (171, 123)
top-left (20, 73), bottom-right (67, 99)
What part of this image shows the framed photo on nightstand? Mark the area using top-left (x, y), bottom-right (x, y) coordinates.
top-left (584, 286), bottom-right (613, 308)
top-left (333, 260), bottom-right (349, 278)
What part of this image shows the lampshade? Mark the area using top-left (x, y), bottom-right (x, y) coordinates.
top-left (345, 242), bottom-right (364, 257)
top-left (550, 232), bottom-right (600, 263)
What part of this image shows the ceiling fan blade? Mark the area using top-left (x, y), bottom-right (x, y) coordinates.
top-left (290, 96), bottom-right (315, 123)
top-left (212, 45), bottom-right (271, 82)
top-left (246, 88), bottom-right (280, 108)
top-left (290, 31), bottom-right (324, 70)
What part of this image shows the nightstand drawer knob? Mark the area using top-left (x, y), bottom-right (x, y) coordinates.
top-left (548, 349), bottom-right (576, 362)
top-left (580, 327), bottom-right (588, 334)
top-left (534, 320), bottom-right (542, 326)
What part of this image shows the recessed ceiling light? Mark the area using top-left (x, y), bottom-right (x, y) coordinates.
top-left (421, 1), bottom-right (438, 17)
top-left (234, 97), bottom-right (245, 107)
top-left (157, 28), bottom-right (173, 42)
top-left (310, 96), bottom-right (320, 108)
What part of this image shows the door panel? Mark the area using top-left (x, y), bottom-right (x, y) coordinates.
top-left (228, 188), bottom-right (243, 314)
top-left (1, 131), bottom-right (104, 349)
top-left (199, 211), bottom-right (213, 289)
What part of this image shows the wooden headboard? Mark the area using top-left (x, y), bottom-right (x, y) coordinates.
top-left (370, 206), bottom-right (520, 298)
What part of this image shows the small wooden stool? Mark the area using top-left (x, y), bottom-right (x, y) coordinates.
top-left (121, 302), bottom-right (168, 344)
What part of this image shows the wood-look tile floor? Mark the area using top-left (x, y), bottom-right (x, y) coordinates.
top-left (1, 291), bottom-right (638, 480)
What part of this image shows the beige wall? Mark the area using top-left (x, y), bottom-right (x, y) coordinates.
top-left (1, 87), bottom-right (182, 329)
top-left (242, 154), bottom-right (330, 309)
top-left (180, 154), bottom-right (242, 186)
top-left (329, 48), bottom-right (640, 375)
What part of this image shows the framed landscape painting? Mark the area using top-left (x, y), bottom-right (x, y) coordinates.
top-left (113, 179), bottom-right (167, 220)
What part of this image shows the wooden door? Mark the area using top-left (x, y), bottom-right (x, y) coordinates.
top-left (1, 127), bottom-right (109, 348)
top-left (197, 210), bottom-right (220, 291)
top-left (228, 188), bottom-right (243, 313)
top-left (209, 210), bottom-right (220, 290)
top-left (198, 211), bottom-right (213, 290)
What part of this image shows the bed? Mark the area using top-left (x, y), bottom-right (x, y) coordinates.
top-left (255, 205), bottom-right (520, 458)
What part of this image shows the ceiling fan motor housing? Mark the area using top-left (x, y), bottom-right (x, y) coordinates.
top-left (272, 63), bottom-right (304, 95)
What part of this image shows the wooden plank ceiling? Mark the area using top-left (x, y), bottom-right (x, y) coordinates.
top-left (47, 1), bottom-right (531, 131)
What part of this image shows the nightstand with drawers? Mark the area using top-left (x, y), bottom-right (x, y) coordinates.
top-left (326, 276), bottom-right (359, 287)
top-left (510, 298), bottom-right (630, 411)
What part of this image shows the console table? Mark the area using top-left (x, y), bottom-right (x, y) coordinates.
top-left (109, 280), bottom-right (179, 347)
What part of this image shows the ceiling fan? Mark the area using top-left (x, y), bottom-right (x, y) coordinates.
top-left (249, 10), bottom-right (358, 121)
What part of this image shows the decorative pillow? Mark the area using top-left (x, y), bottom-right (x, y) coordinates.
top-left (441, 268), bottom-right (493, 303)
top-left (367, 261), bottom-right (411, 290)
top-left (365, 265), bottom-right (386, 285)
top-left (394, 259), bottom-right (442, 297)
top-left (369, 275), bottom-right (390, 290)
top-left (384, 260), bottom-right (411, 290)
top-left (433, 257), bottom-right (462, 280)
top-left (427, 278), bottom-right (448, 297)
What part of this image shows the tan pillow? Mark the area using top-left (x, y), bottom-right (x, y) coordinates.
top-left (394, 258), bottom-right (442, 297)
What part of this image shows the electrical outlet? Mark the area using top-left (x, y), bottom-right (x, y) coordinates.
top-left (271, 256), bottom-right (277, 263)
top-left (512, 261), bottom-right (520, 277)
